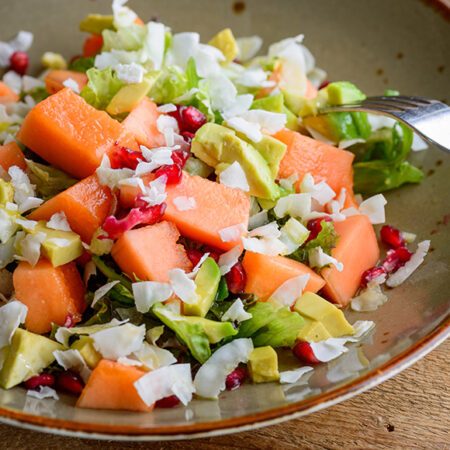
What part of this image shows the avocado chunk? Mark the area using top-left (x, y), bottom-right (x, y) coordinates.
top-left (283, 105), bottom-right (301, 131)
top-left (71, 336), bottom-right (102, 369)
top-left (0, 328), bottom-right (63, 389)
top-left (79, 14), bottom-right (114, 35)
top-left (248, 346), bottom-right (280, 383)
top-left (282, 88), bottom-right (328, 117)
top-left (106, 77), bottom-right (155, 115)
top-left (184, 156), bottom-right (214, 178)
top-left (326, 81), bottom-right (366, 106)
top-left (294, 292), bottom-right (354, 338)
top-left (297, 317), bottom-right (332, 342)
top-left (192, 123), bottom-right (281, 199)
top-left (208, 28), bottom-right (238, 64)
top-left (33, 221), bottom-right (83, 267)
top-left (251, 94), bottom-right (284, 114)
top-left (0, 180), bottom-right (14, 206)
top-left (184, 257), bottom-right (221, 318)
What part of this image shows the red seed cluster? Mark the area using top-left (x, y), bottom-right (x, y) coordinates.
top-left (24, 373), bottom-right (55, 390)
top-left (155, 395), bottom-right (181, 408)
top-left (380, 225), bottom-right (405, 249)
top-left (109, 146), bottom-right (143, 170)
top-left (225, 262), bottom-right (247, 294)
top-left (225, 366), bottom-right (247, 390)
top-left (10, 51), bottom-right (29, 75)
top-left (305, 217), bottom-right (332, 243)
top-left (55, 370), bottom-right (84, 395)
top-left (292, 341), bottom-right (321, 365)
top-left (169, 105), bottom-right (206, 133)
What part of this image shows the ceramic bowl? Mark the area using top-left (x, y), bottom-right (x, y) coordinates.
top-left (0, 0), bottom-right (448, 440)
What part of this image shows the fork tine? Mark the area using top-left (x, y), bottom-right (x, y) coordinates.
top-left (365, 98), bottom-right (420, 109)
top-left (360, 101), bottom-right (406, 113)
top-left (367, 96), bottom-right (433, 106)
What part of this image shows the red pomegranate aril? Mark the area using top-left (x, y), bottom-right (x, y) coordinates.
top-left (306, 217), bottom-right (332, 243)
top-left (155, 395), bottom-right (181, 408)
top-left (383, 249), bottom-right (399, 273)
top-left (186, 248), bottom-right (204, 267)
top-left (225, 366), bottom-right (247, 391)
top-left (360, 266), bottom-right (386, 288)
top-left (154, 164), bottom-right (182, 184)
top-left (10, 51), bottom-right (29, 75)
top-left (180, 106), bottom-right (207, 133)
top-left (225, 262), bottom-right (247, 294)
top-left (180, 131), bottom-right (195, 144)
top-left (380, 225), bottom-right (404, 249)
top-left (24, 373), bottom-right (55, 390)
top-left (319, 80), bottom-right (330, 90)
top-left (396, 246), bottom-right (413, 263)
top-left (63, 313), bottom-right (74, 328)
top-left (56, 370), bottom-right (83, 395)
top-left (171, 149), bottom-right (190, 168)
top-left (293, 341), bottom-right (321, 365)
top-left (69, 54), bottom-right (83, 65)
top-left (110, 146), bottom-right (143, 170)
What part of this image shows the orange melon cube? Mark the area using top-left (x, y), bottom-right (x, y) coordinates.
top-left (44, 70), bottom-right (88, 95)
top-left (13, 259), bottom-right (87, 334)
top-left (111, 221), bottom-right (192, 283)
top-left (242, 251), bottom-right (325, 301)
top-left (76, 360), bottom-right (153, 412)
top-left (321, 214), bottom-right (380, 306)
top-left (0, 81), bottom-right (19, 104)
top-left (0, 142), bottom-right (26, 172)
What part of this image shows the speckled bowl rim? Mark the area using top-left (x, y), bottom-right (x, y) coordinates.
top-left (0, 317), bottom-right (447, 441)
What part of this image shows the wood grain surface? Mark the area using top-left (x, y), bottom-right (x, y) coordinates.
top-left (0, 339), bottom-right (448, 449)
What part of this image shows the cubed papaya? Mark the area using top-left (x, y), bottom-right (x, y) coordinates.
top-left (0, 142), bottom-right (26, 172)
top-left (0, 81), bottom-right (19, 104)
top-left (44, 70), bottom-right (88, 95)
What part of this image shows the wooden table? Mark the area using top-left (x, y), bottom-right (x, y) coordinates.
top-left (0, 339), bottom-right (448, 449)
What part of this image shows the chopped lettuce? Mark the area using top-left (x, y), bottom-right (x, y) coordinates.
top-left (68, 56), bottom-right (95, 73)
top-left (26, 160), bottom-right (77, 201)
top-left (148, 66), bottom-right (187, 104)
top-left (102, 23), bottom-right (147, 52)
top-left (80, 67), bottom-right (125, 110)
top-left (27, 86), bottom-right (50, 103)
top-left (235, 302), bottom-right (277, 338)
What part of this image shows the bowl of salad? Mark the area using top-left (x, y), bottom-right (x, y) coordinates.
top-left (0, 0), bottom-right (448, 441)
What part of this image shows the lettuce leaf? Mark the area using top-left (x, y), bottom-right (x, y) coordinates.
top-left (102, 24), bottom-right (146, 52)
top-left (148, 66), bottom-right (188, 104)
top-left (235, 302), bottom-right (277, 338)
top-left (80, 67), bottom-right (125, 110)
top-left (68, 56), bottom-right (95, 73)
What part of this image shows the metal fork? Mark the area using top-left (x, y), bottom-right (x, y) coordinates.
top-left (320, 96), bottom-right (450, 153)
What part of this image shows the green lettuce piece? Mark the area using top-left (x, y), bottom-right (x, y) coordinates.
top-left (83, 300), bottom-right (112, 326)
top-left (27, 86), bottom-right (50, 103)
top-left (290, 220), bottom-right (339, 264)
top-left (148, 66), bottom-right (188, 104)
top-left (102, 24), bottom-right (146, 52)
top-left (235, 302), bottom-right (277, 338)
top-left (185, 57), bottom-right (200, 90)
top-left (80, 67), bottom-right (125, 110)
top-left (68, 56), bottom-right (95, 73)
top-left (91, 255), bottom-right (132, 291)
top-left (251, 307), bottom-right (304, 348)
top-left (26, 160), bottom-right (77, 201)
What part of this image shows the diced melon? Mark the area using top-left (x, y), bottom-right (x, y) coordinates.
top-left (28, 174), bottom-right (113, 243)
top-left (321, 215), bottom-right (380, 306)
top-left (0, 142), bottom-right (26, 172)
top-left (13, 259), bottom-right (87, 334)
top-left (76, 359), bottom-right (153, 412)
top-left (111, 221), bottom-right (192, 283)
top-left (44, 70), bottom-right (88, 95)
top-left (0, 81), bottom-right (19, 104)
top-left (242, 251), bottom-right (325, 301)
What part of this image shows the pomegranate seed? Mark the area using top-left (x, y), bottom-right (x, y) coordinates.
top-left (154, 164), bottom-right (182, 184)
top-left (69, 54), bottom-right (83, 65)
top-left (110, 146), bottom-right (143, 170)
top-left (9, 51), bottom-right (29, 75)
top-left (225, 262), bottom-right (247, 294)
top-left (306, 217), bottom-right (332, 243)
top-left (155, 395), bottom-right (180, 408)
top-left (293, 341), bottom-right (321, 365)
top-left (396, 246), bottom-right (413, 263)
top-left (63, 313), bottom-right (74, 328)
top-left (186, 248), bottom-right (204, 267)
top-left (171, 149), bottom-right (189, 168)
top-left (169, 105), bottom-right (206, 133)
top-left (383, 249), bottom-right (399, 273)
top-left (319, 80), bottom-right (330, 90)
top-left (225, 366), bottom-right (247, 391)
top-left (24, 374), bottom-right (55, 390)
top-left (380, 225), bottom-right (404, 248)
top-left (56, 370), bottom-right (83, 395)
top-left (180, 131), bottom-right (195, 144)
top-left (361, 266), bottom-right (386, 288)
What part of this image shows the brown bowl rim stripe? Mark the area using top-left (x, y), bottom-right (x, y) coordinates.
top-left (0, 316), bottom-right (448, 440)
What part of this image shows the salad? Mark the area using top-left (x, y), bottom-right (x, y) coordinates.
top-left (0, 0), bottom-right (430, 411)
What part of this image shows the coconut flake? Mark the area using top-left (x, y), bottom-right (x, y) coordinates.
top-left (132, 281), bottom-right (173, 313)
top-left (239, 109), bottom-right (287, 134)
top-left (411, 133), bottom-right (428, 151)
top-left (387, 240), bottom-right (430, 287)
top-left (221, 94), bottom-right (253, 121)
top-left (0, 300), bottom-right (27, 348)
top-left (22, 75), bottom-right (44, 92)
top-left (166, 32), bottom-right (200, 68)
top-left (136, 175), bottom-right (167, 206)
top-left (62, 78), bottom-right (80, 94)
top-left (112, 0), bottom-right (137, 27)
top-left (248, 210), bottom-right (269, 230)
top-left (167, 268), bottom-right (198, 304)
top-left (96, 155), bottom-right (135, 190)
top-left (27, 386), bottom-right (59, 400)
top-left (133, 342), bottom-right (177, 370)
top-left (135, 363), bottom-right (195, 406)
top-left (274, 193), bottom-right (311, 219)
top-left (242, 236), bottom-right (287, 256)
top-left (268, 274), bottom-right (310, 307)
top-left (219, 161), bottom-right (250, 192)
top-left (15, 218), bottom-right (37, 231)
top-left (157, 103), bottom-right (177, 113)
top-left (279, 366), bottom-right (313, 384)
top-left (300, 174), bottom-right (336, 206)
top-left (221, 299), bottom-right (252, 323)
top-left (359, 194), bottom-right (387, 224)
top-left (401, 231), bottom-right (417, 244)
top-left (53, 349), bottom-right (91, 383)
top-left (305, 125), bottom-right (335, 145)
top-left (16, 231), bottom-right (46, 266)
top-left (92, 280), bottom-right (120, 307)
top-left (351, 285), bottom-right (388, 312)
top-left (173, 196), bottom-right (196, 211)
top-left (18, 197), bottom-right (43, 214)
top-left (46, 212), bottom-right (71, 231)
top-left (236, 36), bottom-right (263, 62)
top-left (189, 252), bottom-right (210, 277)
top-left (194, 338), bottom-right (254, 399)
top-left (92, 323), bottom-right (145, 360)
top-left (309, 246), bottom-right (343, 272)
top-left (236, 67), bottom-right (274, 88)
top-left (3, 71), bottom-right (22, 94)
top-left (248, 222), bottom-right (280, 239)
top-left (218, 245), bottom-right (241, 276)
top-left (115, 62), bottom-right (145, 84)
top-left (143, 21), bottom-right (165, 70)
top-left (0, 210), bottom-right (18, 244)
top-left (45, 238), bottom-right (71, 248)
top-left (278, 173), bottom-right (299, 191)
top-left (218, 223), bottom-right (246, 243)
top-left (226, 116), bottom-right (262, 142)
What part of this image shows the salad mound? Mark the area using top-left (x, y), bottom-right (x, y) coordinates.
top-left (0, 0), bottom-right (430, 410)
